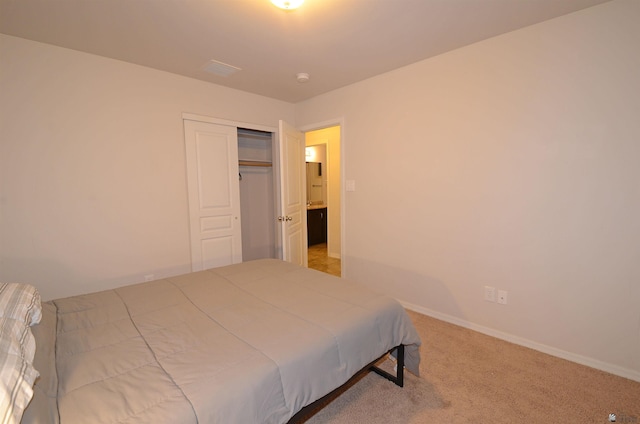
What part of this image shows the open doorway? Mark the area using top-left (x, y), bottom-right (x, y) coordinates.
top-left (305, 126), bottom-right (341, 277)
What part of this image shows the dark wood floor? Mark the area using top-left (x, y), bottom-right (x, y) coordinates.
top-left (307, 243), bottom-right (341, 277)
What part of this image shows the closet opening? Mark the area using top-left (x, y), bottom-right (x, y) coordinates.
top-left (237, 127), bottom-right (276, 262)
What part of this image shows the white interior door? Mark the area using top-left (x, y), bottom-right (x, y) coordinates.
top-left (184, 120), bottom-right (242, 271)
top-left (278, 120), bottom-right (307, 266)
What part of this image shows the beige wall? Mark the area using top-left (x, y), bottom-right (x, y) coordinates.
top-left (0, 34), bottom-right (295, 300)
top-left (2, 0), bottom-right (639, 382)
top-left (296, 0), bottom-right (640, 380)
top-left (306, 126), bottom-right (341, 259)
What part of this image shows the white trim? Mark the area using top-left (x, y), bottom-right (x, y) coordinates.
top-left (400, 300), bottom-right (640, 383)
top-left (182, 113), bottom-right (277, 134)
top-left (298, 117), bottom-right (344, 133)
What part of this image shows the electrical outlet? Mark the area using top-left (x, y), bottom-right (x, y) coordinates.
top-left (497, 290), bottom-right (508, 305)
top-left (484, 286), bottom-right (496, 302)
top-left (144, 274), bottom-right (155, 282)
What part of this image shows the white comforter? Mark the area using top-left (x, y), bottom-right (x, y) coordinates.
top-left (24, 259), bottom-right (421, 423)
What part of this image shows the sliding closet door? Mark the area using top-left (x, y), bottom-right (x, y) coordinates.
top-left (184, 120), bottom-right (242, 271)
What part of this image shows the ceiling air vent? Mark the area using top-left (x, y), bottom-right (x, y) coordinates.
top-left (203, 60), bottom-right (241, 77)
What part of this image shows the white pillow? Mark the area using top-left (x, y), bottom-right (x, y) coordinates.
top-left (0, 318), bottom-right (39, 424)
top-left (0, 284), bottom-right (42, 327)
top-left (0, 284), bottom-right (42, 424)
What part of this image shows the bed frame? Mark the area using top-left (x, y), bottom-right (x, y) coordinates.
top-left (288, 344), bottom-right (405, 423)
top-left (370, 344), bottom-right (405, 387)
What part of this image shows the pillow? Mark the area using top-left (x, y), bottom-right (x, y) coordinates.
top-left (0, 317), bottom-right (39, 424)
top-left (18, 302), bottom-right (58, 424)
top-left (0, 284), bottom-right (42, 424)
top-left (0, 284), bottom-right (42, 327)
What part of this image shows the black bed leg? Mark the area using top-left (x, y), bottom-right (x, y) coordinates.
top-left (396, 344), bottom-right (404, 387)
top-left (370, 344), bottom-right (405, 387)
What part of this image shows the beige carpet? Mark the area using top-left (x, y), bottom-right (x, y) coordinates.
top-left (294, 310), bottom-right (640, 424)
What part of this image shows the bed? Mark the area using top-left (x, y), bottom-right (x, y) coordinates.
top-left (5, 258), bottom-right (421, 423)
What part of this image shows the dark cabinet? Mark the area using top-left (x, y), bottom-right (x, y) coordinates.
top-left (307, 207), bottom-right (327, 246)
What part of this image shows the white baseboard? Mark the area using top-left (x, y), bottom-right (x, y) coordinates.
top-left (399, 300), bottom-right (640, 383)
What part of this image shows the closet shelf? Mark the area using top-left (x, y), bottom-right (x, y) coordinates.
top-left (239, 160), bottom-right (272, 167)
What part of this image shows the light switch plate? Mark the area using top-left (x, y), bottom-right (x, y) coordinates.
top-left (346, 180), bottom-right (356, 192)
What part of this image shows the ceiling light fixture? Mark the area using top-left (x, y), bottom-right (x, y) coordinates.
top-left (296, 72), bottom-right (310, 83)
top-left (270, 0), bottom-right (304, 10)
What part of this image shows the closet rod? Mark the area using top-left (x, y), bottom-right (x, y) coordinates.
top-left (239, 160), bottom-right (272, 167)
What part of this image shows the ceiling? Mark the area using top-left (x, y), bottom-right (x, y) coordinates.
top-left (0, 0), bottom-right (610, 103)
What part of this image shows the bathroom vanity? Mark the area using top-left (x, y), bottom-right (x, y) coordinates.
top-left (307, 205), bottom-right (327, 246)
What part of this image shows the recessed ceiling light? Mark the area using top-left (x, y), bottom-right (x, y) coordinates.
top-left (271, 0), bottom-right (304, 10)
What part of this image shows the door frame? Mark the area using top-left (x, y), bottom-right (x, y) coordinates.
top-left (298, 118), bottom-right (345, 276)
top-left (181, 113), bottom-right (345, 269)
top-left (182, 113), bottom-right (277, 135)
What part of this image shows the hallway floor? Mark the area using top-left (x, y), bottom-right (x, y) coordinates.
top-left (307, 243), bottom-right (341, 277)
